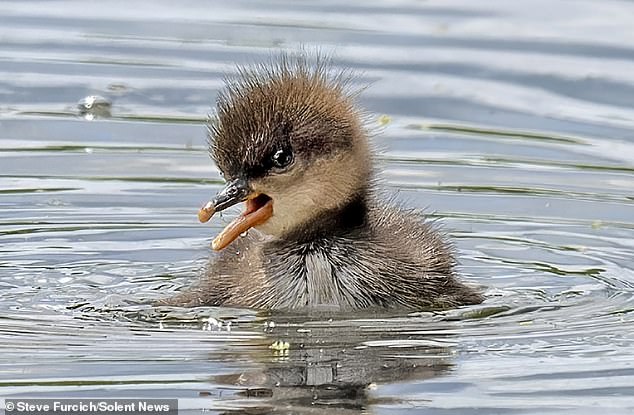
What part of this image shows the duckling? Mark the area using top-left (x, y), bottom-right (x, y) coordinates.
top-left (160, 55), bottom-right (483, 311)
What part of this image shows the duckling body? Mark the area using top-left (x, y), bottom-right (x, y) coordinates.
top-left (161, 55), bottom-right (482, 310)
top-left (170, 200), bottom-right (480, 310)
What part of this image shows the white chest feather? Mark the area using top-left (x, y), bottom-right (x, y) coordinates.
top-left (304, 251), bottom-right (341, 309)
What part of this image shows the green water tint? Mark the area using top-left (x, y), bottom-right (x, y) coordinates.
top-left (0, 187), bottom-right (80, 194)
top-left (15, 111), bottom-right (207, 124)
top-left (410, 122), bottom-right (585, 144)
top-left (0, 145), bottom-right (205, 153)
top-left (395, 182), bottom-right (633, 203)
top-left (388, 155), bottom-right (634, 174)
top-left (0, 174), bottom-right (222, 184)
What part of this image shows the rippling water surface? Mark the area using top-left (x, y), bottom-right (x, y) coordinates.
top-left (1, 1), bottom-right (633, 414)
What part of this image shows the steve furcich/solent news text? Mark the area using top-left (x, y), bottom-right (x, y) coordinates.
top-left (3, 399), bottom-right (178, 415)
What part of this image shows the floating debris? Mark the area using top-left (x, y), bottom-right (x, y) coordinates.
top-left (591, 220), bottom-right (604, 229)
top-left (377, 114), bottom-right (392, 126)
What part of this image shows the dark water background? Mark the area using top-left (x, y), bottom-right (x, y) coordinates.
top-left (1, 1), bottom-right (633, 414)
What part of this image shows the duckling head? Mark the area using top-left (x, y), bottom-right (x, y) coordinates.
top-left (199, 57), bottom-right (372, 250)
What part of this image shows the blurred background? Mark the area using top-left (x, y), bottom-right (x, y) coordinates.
top-left (1, 1), bottom-right (633, 414)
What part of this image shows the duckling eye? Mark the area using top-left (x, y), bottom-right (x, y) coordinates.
top-left (271, 147), bottom-right (293, 169)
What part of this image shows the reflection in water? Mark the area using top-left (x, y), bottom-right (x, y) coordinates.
top-left (209, 313), bottom-right (457, 414)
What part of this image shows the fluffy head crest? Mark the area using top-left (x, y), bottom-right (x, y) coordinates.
top-left (208, 54), bottom-right (363, 179)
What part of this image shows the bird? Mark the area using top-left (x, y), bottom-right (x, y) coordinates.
top-left (158, 54), bottom-right (483, 311)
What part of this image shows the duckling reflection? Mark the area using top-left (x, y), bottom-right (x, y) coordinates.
top-left (212, 314), bottom-right (457, 414)
top-left (161, 54), bottom-right (482, 310)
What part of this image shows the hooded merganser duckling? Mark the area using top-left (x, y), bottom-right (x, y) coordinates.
top-left (160, 55), bottom-right (483, 311)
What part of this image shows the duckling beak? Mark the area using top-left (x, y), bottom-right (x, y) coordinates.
top-left (198, 178), bottom-right (273, 251)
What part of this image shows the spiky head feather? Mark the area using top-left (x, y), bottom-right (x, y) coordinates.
top-left (208, 54), bottom-right (362, 180)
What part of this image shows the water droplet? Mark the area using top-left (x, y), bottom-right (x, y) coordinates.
top-left (77, 95), bottom-right (112, 119)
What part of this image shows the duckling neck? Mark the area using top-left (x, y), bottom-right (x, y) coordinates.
top-left (282, 190), bottom-right (370, 244)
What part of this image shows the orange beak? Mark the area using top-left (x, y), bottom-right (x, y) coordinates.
top-left (198, 179), bottom-right (273, 250)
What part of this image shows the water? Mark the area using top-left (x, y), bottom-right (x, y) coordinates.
top-left (1, 1), bottom-right (633, 413)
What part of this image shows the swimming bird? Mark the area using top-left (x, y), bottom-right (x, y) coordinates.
top-left (160, 55), bottom-right (483, 311)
